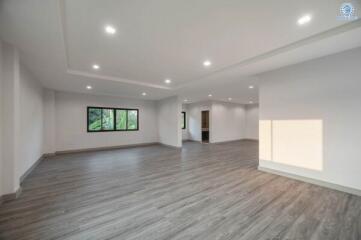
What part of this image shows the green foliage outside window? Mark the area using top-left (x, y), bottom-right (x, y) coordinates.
top-left (116, 110), bottom-right (127, 130)
top-left (88, 107), bottom-right (138, 132)
top-left (102, 109), bottom-right (114, 130)
top-left (128, 110), bottom-right (138, 130)
top-left (88, 108), bottom-right (101, 131)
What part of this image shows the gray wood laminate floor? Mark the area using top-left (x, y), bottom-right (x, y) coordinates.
top-left (0, 140), bottom-right (360, 240)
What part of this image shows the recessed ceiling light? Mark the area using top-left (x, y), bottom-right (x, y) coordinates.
top-left (249, 85), bottom-right (254, 89)
top-left (203, 60), bottom-right (212, 67)
top-left (249, 101), bottom-right (253, 104)
top-left (164, 79), bottom-right (172, 84)
top-left (228, 98), bottom-right (232, 101)
top-left (105, 25), bottom-right (117, 35)
top-left (297, 15), bottom-right (312, 25)
top-left (86, 85), bottom-right (92, 90)
top-left (92, 64), bottom-right (100, 70)
top-left (208, 94), bottom-right (213, 97)
top-left (142, 92), bottom-right (147, 96)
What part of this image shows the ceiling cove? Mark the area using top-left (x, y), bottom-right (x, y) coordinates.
top-left (57, 0), bottom-right (361, 91)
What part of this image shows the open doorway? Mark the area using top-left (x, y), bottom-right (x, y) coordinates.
top-left (201, 110), bottom-right (209, 143)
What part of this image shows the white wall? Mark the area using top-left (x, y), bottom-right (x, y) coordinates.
top-left (187, 101), bottom-right (253, 143)
top-left (245, 104), bottom-right (259, 140)
top-left (18, 64), bottom-right (44, 178)
top-left (211, 101), bottom-right (246, 143)
top-left (0, 41), bottom-right (45, 196)
top-left (182, 104), bottom-right (189, 140)
top-left (187, 101), bottom-right (212, 142)
top-left (258, 47), bottom-right (361, 191)
top-left (157, 96), bottom-right (182, 147)
top-left (43, 90), bottom-right (55, 154)
top-left (53, 91), bottom-right (159, 152)
top-left (1, 41), bottom-right (20, 194)
top-left (0, 41), bottom-right (3, 197)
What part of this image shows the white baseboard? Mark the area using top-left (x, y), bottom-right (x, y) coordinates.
top-left (242, 138), bottom-right (259, 141)
top-left (258, 166), bottom-right (361, 197)
top-left (1, 186), bottom-right (22, 204)
top-left (212, 138), bottom-right (258, 144)
top-left (20, 155), bottom-right (45, 184)
top-left (159, 143), bottom-right (182, 149)
top-left (55, 142), bottom-right (159, 155)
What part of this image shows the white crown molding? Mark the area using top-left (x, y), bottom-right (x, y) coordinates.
top-left (67, 69), bottom-right (171, 90)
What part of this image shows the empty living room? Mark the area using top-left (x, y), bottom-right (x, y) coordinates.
top-left (1, 1), bottom-right (361, 239)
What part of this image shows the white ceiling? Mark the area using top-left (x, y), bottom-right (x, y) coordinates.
top-left (1, 0), bottom-right (361, 104)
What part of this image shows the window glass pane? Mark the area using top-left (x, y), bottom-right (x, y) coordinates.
top-left (116, 109), bottom-right (127, 130)
top-left (88, 108), bottom-right (101, 131)
top-left (102, 109), bottom-right (114, 130)
top-left (127, 110), bottom-right (138, 130)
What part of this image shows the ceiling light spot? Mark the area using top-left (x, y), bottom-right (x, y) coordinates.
top-left (208, 94), bottom-right (213, 97)
top-left (86, 85), bottom-right (92, 90)
top-left (92, 64), bottom-right (100, 70)
top-left (164, 79), bottom-right (172, 84)
top-left (184, 99), bottom-right (188, 102)
top-left (203, 60), bottom-right (212, 67)
top-left (249, 85), bottom-right (254, 89)
top-left (298, 15), bottom-right (312, 25)
top-left (228, 98), bottom-right (232, 101)
top-left (104, 25), bottom-right (117, 35)
top-left (249, 101), bottom-right (253, 104)
top-left (142, 92), bottom-right (147, 96)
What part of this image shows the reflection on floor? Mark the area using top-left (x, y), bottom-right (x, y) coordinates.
top-left (0, 140), bottom-right (360, 240)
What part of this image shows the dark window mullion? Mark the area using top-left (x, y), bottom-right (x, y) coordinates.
top-left (113, 108), bottom-right (116, 131)
top-left (114, 108), bottom-right (116, 131)
top-left (100, 108), bottom-right (102, 131)
top-left (125, 109), bottom-right (128, 131)
top-left (181, 112), bottom-right (186, 129)
top-left (184, 112), bottom-right (186, 129)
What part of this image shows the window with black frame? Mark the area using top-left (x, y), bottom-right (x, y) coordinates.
top-left (87, 107), bottom-right (139, 132)
top-left (181, 111), bottom-right (186, 129)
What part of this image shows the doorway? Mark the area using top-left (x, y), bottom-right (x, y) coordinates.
top-left (201, 110), bottom-right (209, 143)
